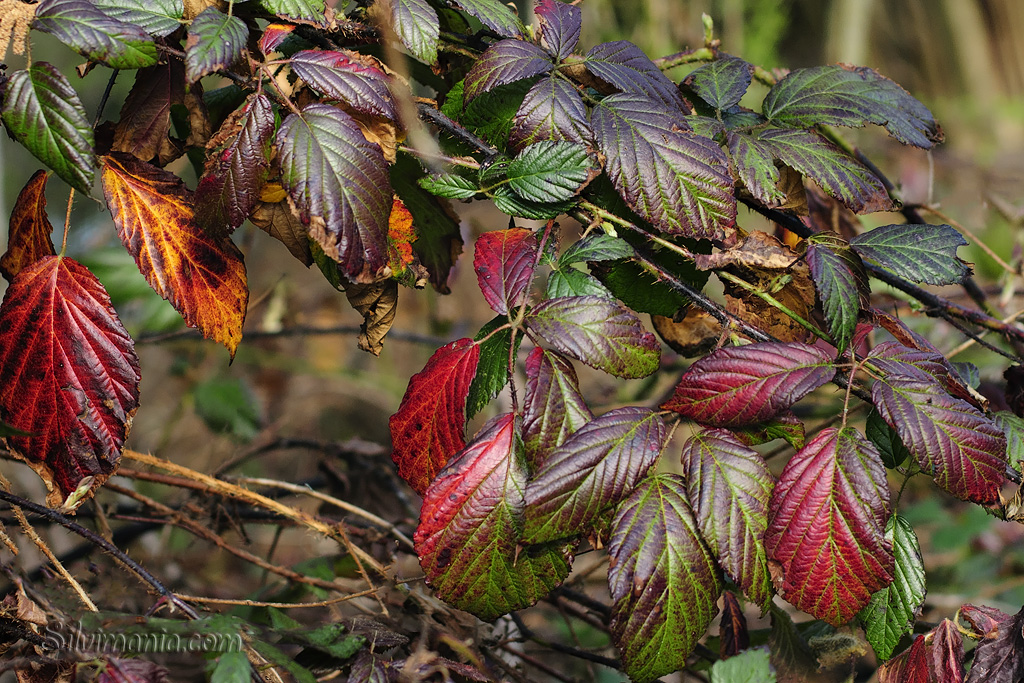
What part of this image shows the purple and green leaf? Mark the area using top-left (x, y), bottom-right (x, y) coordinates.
top-left (522, 348), bottom-right (592, 466)
top-left (391, 0), bottom-right (439, 65)
top-left (94, 0), bottom-right (183, 37)
top-left (508, 77), bottom-right (594, 150)
top-left (534, 0), bottom-right (581, 61)
top-left (683, 56), bottom-right (754, 111)
top-left (290, 50), bottom-right (397, 121)
top-left (254, 0), bottom-right (327, 25)
top-left (448, 0), bottom-right (525, 37)
top-left (850, 224), bottom-right (969, 285)
top-left (464, 40), bottom-right (553, 103)
top-left (184, 7), bottom-right (248, 82)
top-left (730, 413), bottom-right (806, 450)
top-left (806, 232), bottom-right (868, 352)
top-left (584, 40), bottom-right (687, 112)
top-left (726, 130), bottom-right (788, 206)
top-left (34, 0), bottom-right (158, 69)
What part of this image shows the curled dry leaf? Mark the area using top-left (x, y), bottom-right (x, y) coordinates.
top-left (652, 308), bottom-right (722, 358)
top-left (345, 279), bottom-right (398, 356)
top-left (249, 183), bottom-right (313, 266)
top-left (1, 170), bottom-right (55, 283)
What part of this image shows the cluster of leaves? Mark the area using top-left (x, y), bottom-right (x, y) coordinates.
top-left (1, 0), bottom-right (1023, 681)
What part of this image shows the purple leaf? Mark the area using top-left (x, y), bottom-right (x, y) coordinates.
top-left (681, 428), bottom-right (774, 611)
top-left (522, 348), bottom-right (592, 465)
top-left (414, 413), bottom-right (571, 620)
top-left (524, 407), bottom-right (666, 544)
top-left (591, 94), bottom-right (736, 239)
top-left (473, 227), bottom-right (537, 315)
top-left (763, 65), bottom-right (942, 149)
top-left (34, 0), bottom-right (158, 69)
top-left (932, 619), bottom-right (966, 683)
top-left (195, 93), bottom-right (274, 234)
top-left (277, 104), bottom-right (392, 282)
top-left (683, 56), bottom-right (754, 111)
top-left (391, 0), bottom-right (439, 64)
top-left (509, 77), bottom-right (593, 150)
top-left (806, 232), bottom-right (868, 353)
top-left (609, 474), bottom-right (721, 682)
top-left (766, 427), bottom-right (894, 627)
top-left (184, 7), bottom-right (248, 82)
top-left (464, 39), bottom-right (553, 103)
top-left (871, 374), bottom-right (1007, 503)
top-left (290, 50), bottom-right (397, 121)
top-left (965, 604), bottom-right (1024, 683)
top-left (534, 0), bottom-right (581, 60)
top-left (448, 0), bottom-right (524, 37)
top-left (879, 636), bottom-right (931, 683)
top-left (584, 40), bottom-right (686, 112)
top-left (527, 295), bottom-right (660, 379)
top-left (726, 130), bottom-right (787, 207)
top-left (851, 223), bottom-right (969, 285)
top-left (661, 342), bottom-right (835, 426)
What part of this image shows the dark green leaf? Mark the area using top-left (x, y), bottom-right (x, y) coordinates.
top-left (464, 39), bottom-right (552, 102)
top-left (545, 267), bottom-right (612, 298)
top-left (185, 7), bottom-right (248, 82)
top-left (94, 0), bottom-right (183, 37)
top-left (522, 348), bottom-right (592, 465)
top-left (509, 76), bottom-right (593, 150)
top-left (590, 249), bottom-right (704, 317)
top-left (417, 173), bottom-right (479, 199)
top-left (560, 233), bottom-right (634, 264)
top-left (210, 651), bottom-right (250, 683)
top-left (859, 515), bottom-right (926, 661)
top-left (254, 0), bottom-right (326, 24)
top-left (34, 0), bottom-right (158, 69)
top-left (503, 141), bottom-right (598, 202)
top-left (277, 621), bottom-right (365, 659)
top-left (584, 40), bottom-right (686, 112)
top-left (683, 56), bottom-right (754, 111)
top-left (763, 65), bottom-right (942, 148)
top-left (442, 79), bottom-right (533, 151)
top-left (1, 63), bottom-right (96, 193)
top-left (466, 316), bottom-right (520, 419)
top-left (527, 295), bottom-right (660, 378)
top-left (447, 0), bottom-right (524, 37)
top-left (866, 409), bottom-right (911, 469)
top-left (491, 187), bottom-right (572, 219)
top-left (726, 130), bottom-right (786, 206)
top-left (730, 413), bottom-right (806, 450)
top-left (391, 0), bottom-right (439, 64)
top-left (609, 474), bottom-right (721, 683)
top-left (850, 224), bottom-right (969, 285)
top-left (806, 232), bottom-right (867, 352)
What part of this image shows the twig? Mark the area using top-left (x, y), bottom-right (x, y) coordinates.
top-left (416, 103), bottom-right (499, 158)
top-left (136, 324), bottom-right (447, 347)
top-left (716, 270), bottom-right (832, 342)
top-left (174, 588), bottom-right (379, 609)
top-left (11, 507), bottom-right (97, 612)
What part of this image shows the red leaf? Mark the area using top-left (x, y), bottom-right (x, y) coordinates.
top-left (389, 339), bottom-right (481, 494)
top-left (662, 342), bottom-right (835, 426)
top-left (522, 347), bottom-right (592, 465)
top-left (258, 23), bottom-right (296, 55)
top-left (1, 170), bottom-right (55, 282)
top-left (473, 228), bottom-right (538, 315)
top-left (719, 591), bottom-right (749, 658)
top-left (879, 635), bottom-right (930, 683)
top-left (414, 413), bottom-right (571, 620)
top-left (765, 427), bottom-right (893, 626)
top-left (960, 604), bottom-right (1009, 640)
top-left (0, 256), bottom-right (140, 508)
top-left (964, 604), bottom-right (1024, 683)
top-left (930, 619), bottom-right (965, 683)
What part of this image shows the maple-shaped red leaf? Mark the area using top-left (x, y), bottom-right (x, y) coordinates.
top-left (522, 347), bottom-right (592, 466)
top-left (101, 153), bottom-right (249, 356)
top-left (414, 413), bottom-right (571, 620)
top-left (964, 604), bottom-right (1024, 683)
top-left (473, 227), bottom-right (538, 315)
top-left (878, 635), bottom-right (930, 683)
top-left (389, 339), bottom-right (481, 494)
top-left (681, 428), bottom-right (774, 611)
top-left (871, 374), bottom-right (1007, 503)
top-left (931, 619), bottom-right (965, 683)
top-left (765, 427), bottom-right (894, 627)
top-left (608, 474), bottom-right (721, 683)
top-left (662, 342), bottom-right (835, 426)
top-left (0, 256), bottom-right (141, 508)
top-left (523, 407), bottom-right (665, 544)
top-left (1, 170), bottom-right (55, 282)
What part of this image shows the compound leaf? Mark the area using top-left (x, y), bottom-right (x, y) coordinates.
top-left (290, 50), bottom-right (397, 121)
top-left (464, 39), bottom-right (553, 102)
top-left (1, 63), bottom-right (96, 194)
top-left (584, 40), bottom-right (686, 112)
top-left (592, 94), bottom-right (736, 239)
top-left (762, 65), bottom-right (942, 149)
top-left (447, 0), bottom-right (524, 37)
top-left (388, 339), bottom-right (480, 494)
top-left (0, 256), bottom-right (140, 507)
top-left (390, 0), bottom-right (439, 64)
top-left (527, 295), bottom-right (660, 379)
top-left (414, 413), bottom-right (571, 620)
top-left (534, 0), bottom-right (581, 60)
top-left (509, 77), bottom-right (593, 150)
top-left (504, 141), bottom-right (598, 203)
top-left (681, 428), bottom-right (774, 611)
top-left (850, 223), bottom-right (969, 285)
top-left (1, 171), bottom-right (56, 283)
top-left (473, 227), bottom-right (537, 315)
top-left (34, 0), bottom-right (158, 69)
top-left (609, 474), bottom-right (721, 683)
top-left (278, 104), bottom-right (392, 282)
top-left (765, 427), bottom-right (894, 627)
top-left (683, 56), bottom-right (754, 111)
top-left (524, 407), bottom-right (665, 543)
top-left (522, 347), bottom-right (592, 465)
top-left (94, 0), bottom-right (183, 37)
top-left (185, 7), bottom-right (248, 82)
top-left (662, 342), bottom-right (835, 426)
top-left (806, 232), bottom-right (867, 352)
top-left (859, 515), bottom-right (926, 661)
top-left (101, 153), bottom-right (248, 356)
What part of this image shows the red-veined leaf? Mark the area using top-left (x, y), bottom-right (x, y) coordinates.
top-left (681, 428), bottom-right (774, 611)
top-left (100, 152), bottom-right (249, 356)
top-left (522, 347), bottom-right (592, 465)
top-left (765, 427), bottom-right (893, 626)
top-left (388, 338), bottom-right (480, 494)
top-left (1, 171), bottom-right (55, 283)
top-left (931, 619), bottom-right (965, 683)
top-left (527, 295), bottom-right (660, 378)
top-left (290, 50), bottom-right (397, 121)
top-left (878, 635), bottom-right (930, 683)
top-left (524, 407), bottom-right (665, 543)
top-left (34, 0), bottom-right (158, 69)
top-left (464, 39), bottom-right (553, 103)
top-left (184, 6), bottom-right (248, 82)
top-left (390, 0), bottom-right (439, 64)
top-left (591, 94), bottom-right (736, 239)
top-left (584, 40), bottom-right (686, 112)
top-left (608, 474), bottom-right (721, 683)
top-left (473, 228), bottom-right (537, 315)
top-left (0, 256), bottom-right (140, 508)
top-left (534, 0), bottom-right (580, 60)
top-left (871, 374), bottom-right (1007, 503)
top-left (414, 413), bottom-right (571, 620)
top-left (661, 341), bottom-right (835, 426)
top-left (509, 77), bottom-right (593, 151)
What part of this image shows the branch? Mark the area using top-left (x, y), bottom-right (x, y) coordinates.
top-left (416, 103), bottom-right (499, 159)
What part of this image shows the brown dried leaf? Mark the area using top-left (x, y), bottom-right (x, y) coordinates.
top-left (345, 279), bottom-right (398, 356)
top-left (112, 60), bottom-right (186, 164)
top-left (250, 186), bottom-right (313, 266)
top-left (1, 171), bottom-right (55, 282)
top-left (652, 308), bottom-right (722, 357)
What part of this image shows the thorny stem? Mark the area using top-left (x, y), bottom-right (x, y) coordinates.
top-left (417, 103), bottom-right (499, 159)
top-left (396, 143), bottom-right (481, 170)
top-left (716, 270), bottom-right (833, 342)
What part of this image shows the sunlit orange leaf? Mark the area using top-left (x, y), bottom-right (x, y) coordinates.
top-left (101, 152), bottom-right (248, 356)
top-left (386, 196), bottom-right (427, 287)
top-left (0, 256), bottom-right (141, 509)
top-left (1, 170), bottom-right (55, 283)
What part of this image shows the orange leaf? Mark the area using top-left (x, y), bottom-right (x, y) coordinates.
top-left (101, 152), bottom-right (248, 356)
top-left (0, 256), bottom-right (141, 509)
top-left (1, 170), bottom-right (55, 283)
top-left (387, 196), bottom-right (415, 270)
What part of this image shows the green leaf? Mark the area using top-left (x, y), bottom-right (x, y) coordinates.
top-left (560, 233), bottom-right (634, 264)
top-left (185, 7), bottom-right (249, 82)
top-left (609, 474), bottom-right (722, 683)
top-left (1, 64), bottom-right (96, 194)
top-left (726, 130), bottom-right (787, 207)
top-left (34, 0), bottom-right (158, 69)
top-left (806, 232), bottom-right (867, 352)
top-left (710, 648), bottom-right (776, 683)
top-left (522, 348), bottom-right (592, 465)
top-left (248, 640), bottom-right (317, 683)
top-left (993, 411), bottom-right (1024, 470)
top-left (763, 64), bottom-right (942, 149)
top-left (491, 186), bottom-right (572, 219)
top-left (391, 0), bottom-right (439, 64)
top-left (94, 0), bottom-right (184, 37)
top-left (683, 56), bottom-right (755, 111)
top-left (865, 410), bottom-right (911, 470)
top-left (441, 79), bottom-right (533, 151)
top-left (858, 515), bottom-right (926, 661)
top-left (503, 141), bottom-right (598, 202)
top-left (730, 414), bottom-right (806, 450)
top-left (417, 173), bottom-right (479, 199)
top-left (447, 0), bottom-right (524, 37)
top-left (545, 267), bottom-right (612, 298)
top-left (210, 651), bottom-right (251, 683)
top-left (465, 316), bottom-right (520, 419)
top-left (278, 622), bottom-right (365, 660)
top-left (850, 224), bottom-right (969, 285)
top-left (254, 0), bottom-right (327, 24)
top-left (193, 377), bottom-right (261, 441)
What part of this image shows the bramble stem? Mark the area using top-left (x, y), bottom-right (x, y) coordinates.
top-left (716, 270), bottom-right (832, 342)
